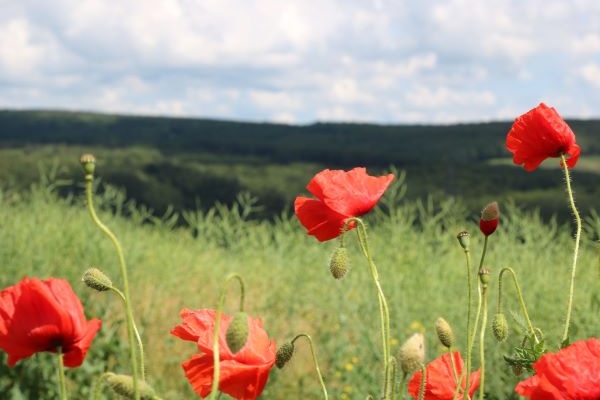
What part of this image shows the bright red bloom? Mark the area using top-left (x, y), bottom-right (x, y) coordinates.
top-left (294, 167), bottom-right (394, 241)
top-left (171, 308), bottom-right (276, 400)
top-left (515, 338), bottom-right (600, 399)
top-left (506, 103), bottom-right (580, 171)
top-left (0, 277), bottom-right (101, 367)
top-left (408, 352), bottom-right (481, 400)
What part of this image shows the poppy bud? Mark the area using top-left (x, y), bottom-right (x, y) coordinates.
top-left (492, 313), bottom-right (508, 342)
top-left (435, 317), bottom-right (456, 349)
top-left (226, 312), bottom-right (250, 354)
top-left (104, 373), bottom-right (157, 399)
top-left (479, 267), bottom-right (491, 286)
top-left (275, 342), bottom-right (295, 369)
top-left (329, 246), bottom-right (349, 279)
top-left (79, 153), bottom-right (96, 178)
top-left (511, 364), bottom-right (524, 377)
top-left (456, 231), bottom-right (470, 250)
top-left (82, 267), bottom-right (113, 292)
top-left (397, 333), bottom-right (425, 373)
top-left (479, 202), bottom-right (499, 236)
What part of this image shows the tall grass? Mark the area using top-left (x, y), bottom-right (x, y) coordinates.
top-left (0, 175), bottom-right (598, 399)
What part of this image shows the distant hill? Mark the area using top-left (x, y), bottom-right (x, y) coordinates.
top-left (1, 109), bottom-right (599, 221)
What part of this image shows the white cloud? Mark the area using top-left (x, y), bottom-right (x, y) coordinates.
top-left (580, 63), bottom-right (600, 87)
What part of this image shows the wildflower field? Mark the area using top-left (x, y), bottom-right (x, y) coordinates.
top-left (1, 104), bottom-right (600, 399)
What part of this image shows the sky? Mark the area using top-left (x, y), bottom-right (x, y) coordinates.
top-left (1, 0), bottom-right (599, 125)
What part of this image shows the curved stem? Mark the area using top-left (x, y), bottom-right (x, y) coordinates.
top-left (210, 274), bottom-right (246, 400)
top-left (110, 287), bottom-right (146, 379)
top-left (92, 372), bottom-right (113, 400)
top-left (56, 348), bottom-right (68, 400)
top-left (349, 218), bottom-right (391, 397)
top-left (560, 154), bottom-right (581, 345)
top-left (498, 268), bottom-right (539, 343)
top-left (291, 334), bottom-right (329, 400)
top-left (85, 178), bottom-right (140, 399)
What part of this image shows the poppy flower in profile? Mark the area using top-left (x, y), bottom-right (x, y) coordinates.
top-left (0, 277), bottom-right (101, 367)
top-left (515, 337), bottom-right (600, 399)
top-left (479, 201), bottom-right (499, 236)
top-left (408, 352), bottom-right (481, 400)
top-left (506, 103), bottom-right (580, 171)
top-left (294, 167), bottom-right (394, 241)
top-left (171, 308), bottom-right (276, 400)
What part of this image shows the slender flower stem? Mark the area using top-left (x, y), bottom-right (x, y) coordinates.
top-left (291, 334), bottom-right (329, 400)
top-left (560, 154), bottom-right (582, 346)
top-left (417, 366), bottom-right (426, 400)
top-left (498, 268), bottom-right (539, 343)
top-left (56, 348), bottom-right (68, 400)
top-left (110, 287), bottom-right (146, 379)
top-left (84, 177), bottom-right (141, 399)
top-left (92, 372), bottom-right (113, 400)
top-left (349, 218), bottom-right (392, 398)
top-left (210, 274), bottom-right (245, 400)
top-left (478, 286), bottom-right (488, 400)
top-left (461, 247), bottom-right (473, 399)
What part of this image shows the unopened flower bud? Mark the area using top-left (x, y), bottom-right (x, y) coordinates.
top-left (226, 312), bottom-right (249, 354)
top-left (479, 267), bottom-right (491, 285)
top-left (456, 231), bottom-right (470, 250)
top-left (79, 153), bottom-right (96, 178)
top-left (397, 333), bottom-right (425, 373)
top-left (435, 317), bottom-right (456, 348)
top-left (82, 268), bottom-right (113, 292)
top-left (104, 373), bottom-right (157, 399)
top-left (511, 364), bottom-right (524, 377)
top-left (479, 202), bottom-right (499, 236)
top-left (329, 246), bottom-right (349, 279)
top-left (275, 342), bottom-right (295, 369)
top-left (492, 313), bottom-right (508, 342)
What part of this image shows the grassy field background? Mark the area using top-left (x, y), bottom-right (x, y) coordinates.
top-left (1, 170), bottom-right (599, 399)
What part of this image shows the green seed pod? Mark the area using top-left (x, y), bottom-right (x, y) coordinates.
top-left (104, 373), bottom-right (157, 400)
top-left (492, 313), bottom-right (509, 342)
top-left (479, 267), bottom-right (491, 285)
top-left (82, 268), bottom-right (113, 292)
top-left (456, 231), bottom-right (470, 250)
top-left (275, 342), bottom-right (295, 369)
top-left (435, 317), bottom-right (456, 348)
top-left (397, 333), bottom-right (425, 373)
top-left (226, 312), bottom-right (250, 354)
top-left (79, 153), bottom-right (96, 177)
top-left (329, 246), bottom-right (349, 279)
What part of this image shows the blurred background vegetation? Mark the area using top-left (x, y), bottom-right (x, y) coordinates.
top-left (1, 109), bottom-right (599, 222)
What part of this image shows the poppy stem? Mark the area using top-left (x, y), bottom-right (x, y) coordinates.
top-left (291, 334), bottom-right (329, 399)
top-left (210, 273), bottom-right (246, 400)
top-left (349, 218), bottom-right (392, 398)
top-left (460, 245), bottom-right (473, 398)
top-left (560, 154), bottom-right (581, 346)
top-left (498, 268), bottom-right (539, 343)
top-left (92, 372), bottom-right (113, 400)
top-left (84, 177), bottom-right (141, 400)
top-left (56, 348), bottom-right (68, 400)
top-left (417, 365), bottom-right (426, 400)
top-left (477, 285), bottom-right (488, 400)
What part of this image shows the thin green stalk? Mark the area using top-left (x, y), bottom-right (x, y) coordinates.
top-left (92, 372), bottom-right (113, 400)
top-left (477, 286), bottom-right (488, 400)
top-left (210, 274), bottom-right (245, 400)
top-left (56, 348), bottom-right (68, 400)
top-left (110, 286), bottom-right (146, 379)
top-left (498, 268), bottom-right (539, 343)
top-left (560, 154), bottom-right (582, 345)
top-left (291, 334), bottom-right (329, 400)
top-left (417, 366), bottom-right (426, 400)
top-left (350, 218), bottom-right (392, 398)
top-left (461, 247), bottom-right (473, 399)
top-left (85, 178), bottom-right (140, 399)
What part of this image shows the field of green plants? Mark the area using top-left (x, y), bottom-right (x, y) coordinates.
top-left (1, 163), bottom-right (599, 399)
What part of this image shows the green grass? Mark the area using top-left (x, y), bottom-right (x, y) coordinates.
top-left (1, 173), bottom-right (599, 399)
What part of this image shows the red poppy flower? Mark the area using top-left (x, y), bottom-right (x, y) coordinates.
top-left (515, 337), bottom-right (600, 399)
top-left (506, 103), bottom-right (580, 171)
top-left (408, 352), bottom-right (481, 400)
top-left (479, 201), bottom-right (499, 236)
top-left (0, 277), bottom-right (101, 367)
top-left (171, 308), bottom-right (276, 400)
top-left (294, 167), bottom-right (394, 241)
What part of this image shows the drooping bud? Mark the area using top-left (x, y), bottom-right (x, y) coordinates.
top-left (479, 201), bottom-right (499, 236)
top-left (435, 317), bottom-right (456, 349)
top-left (275, 342), bottom-right (295, 369)
top-left (511, 364), bottom-right (524, 377)
top-left (397, 333), bottom-right (425, 373)
top-left (82, 267), bottom-right (113, 292)
top-left (104, 373), bottom-right (157, 399)
top-left (79, 153), bottom-right (96, 178)
top-left (329, 246), bottom-right (349, 279)
top-left (492, 313), bottom-right (509, 342)
top-left (456, 231), bottom-right (470, 250)
top-left (225, 312), bottom-right (250, 354)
